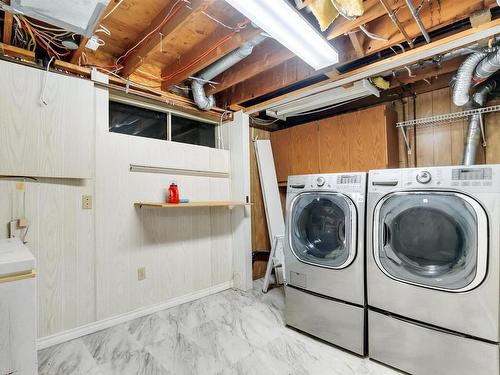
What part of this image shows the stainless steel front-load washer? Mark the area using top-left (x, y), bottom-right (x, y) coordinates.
top-left (367, 165), bottom-right (500, 375)
top-left (284, 173), bottom-right (366, 355)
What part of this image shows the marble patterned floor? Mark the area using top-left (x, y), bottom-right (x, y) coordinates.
top-left (38, 280), bottom-right (401, 375)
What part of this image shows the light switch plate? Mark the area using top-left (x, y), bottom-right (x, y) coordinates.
top-left (82, 195), bottom-right (92, 209)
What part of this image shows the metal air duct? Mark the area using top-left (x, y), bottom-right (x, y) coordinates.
top-left (463, 80), bottom-right (496, 166)
top-left (452, 50), bottom-right (489, 107)
top-left (473, 48), bottom-right (500, 83)
top-left (192, 34), bottom-right (267, 111)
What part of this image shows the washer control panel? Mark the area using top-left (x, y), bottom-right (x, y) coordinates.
top-left (416, 170), bottom-right (432, 184)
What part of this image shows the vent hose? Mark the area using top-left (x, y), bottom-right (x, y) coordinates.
top-left (463, 80), bottom-right (496, 166)
top-left (452, 51), bottom-right (489, 106)
top-left (192, 34), bottom-right (266, 111)
top-left (473, 48), bottom-right (500, 83)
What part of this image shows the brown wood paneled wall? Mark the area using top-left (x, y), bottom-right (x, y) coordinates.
top-left (392, 87), bottom-right (499, 167)
top-left (250, 88), bottom-right (500, 279)
top-left (270, 105), bottom-right (399, 182)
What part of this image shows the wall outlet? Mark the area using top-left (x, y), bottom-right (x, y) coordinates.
top-left (82, 195), bottom-right (92, 209)
top-left (137, 267), bottom-right (146, 281)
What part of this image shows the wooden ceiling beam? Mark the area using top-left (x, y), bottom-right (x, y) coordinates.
top-left (326, 0), bottom-right (406, 40)
top-left (389, 56), bottom-right (464, 87)
top-left (221, 0), bottom-right (496, 107)
top-left (119, 0), bottom-right (211, 77)
top-left (210, 0), bottom-right (401, 99)
top-left (242, 17), bottom-right (500, 114)
top-left (206, 39), bottom-right (294, 96)
top-left (358, 0), bottom-right (497, 57)
top-left (70, 1), bottom-right (117, 65)
top-left (218, 57), bottom-right (318, 107)
top-left (160, 25), bottom-right (262, 90)
top-left (348, 31), bottom-right (366, 58)
top-left (2, 1), bottom-right (13, 45)
top-left (0, 42), bottom-right (35, 60)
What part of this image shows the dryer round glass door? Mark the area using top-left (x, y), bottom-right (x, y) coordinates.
top-left (373, 191), bottom-right (488, 292)
top-left (288, 192), bottom-right (357, 269)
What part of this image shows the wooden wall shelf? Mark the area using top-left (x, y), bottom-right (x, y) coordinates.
top-left (134, 201), bottom-right (250, 209)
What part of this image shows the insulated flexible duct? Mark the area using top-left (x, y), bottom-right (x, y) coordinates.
top-left (452, 51), bottom-right (489, 107)
top-left (463, 80), bottom-right (496, 166)
top-left (473, 48), bottom-right (500, 83)
top-left (192, 34), bottom-right (266, 111)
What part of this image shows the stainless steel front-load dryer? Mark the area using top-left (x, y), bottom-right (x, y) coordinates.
top-left (367, 165), bottom-right (500, 375)
top-left (284, 173), bottom-right (366, 355)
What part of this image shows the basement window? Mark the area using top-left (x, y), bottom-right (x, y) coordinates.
top-left (171, 115), bottom-right (216, 148)
top-left (108, 98), bottom-right (218, 148)
top-left (109, 101), bottom-right (167, 140)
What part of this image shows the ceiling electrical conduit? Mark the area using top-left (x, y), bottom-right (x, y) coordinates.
top-left (404, 0), bottom-right (430, 44)
top-left (192, 33), bottom-right (267, 110)
top-left (379, 0), bottom-right (414, 48)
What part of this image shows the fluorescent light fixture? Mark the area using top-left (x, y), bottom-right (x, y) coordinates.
top-left (266, 79), bottom-right (380, 120)
top-left (224, 0), bottom-right (339, 70)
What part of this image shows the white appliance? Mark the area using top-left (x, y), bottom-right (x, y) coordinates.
top-left (367, 165), bottom-right (500, 375)
top-left (284, 173), bottom-right (367, 355)
top-left (0, 238), bottom-right (37, 375)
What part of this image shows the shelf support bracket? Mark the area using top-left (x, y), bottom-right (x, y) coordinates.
top-left (400, 126), bottom-right (411, 153)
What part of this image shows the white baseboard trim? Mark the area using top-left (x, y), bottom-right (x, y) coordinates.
top-left (37, 280), bottom-right (233, 351)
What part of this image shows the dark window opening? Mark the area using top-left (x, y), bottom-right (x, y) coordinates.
top-left (171, 115), bottom-right (216, 148)
top-left (109, 101), bottom-right (167, 140)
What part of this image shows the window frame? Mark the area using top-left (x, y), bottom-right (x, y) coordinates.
top-left (109, 94), bottom-right (221, 148)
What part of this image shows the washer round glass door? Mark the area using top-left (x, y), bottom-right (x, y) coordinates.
top-left (288, 192), bottom-right (357, 269)
top-left (374, 191), bottom-right (488, 292)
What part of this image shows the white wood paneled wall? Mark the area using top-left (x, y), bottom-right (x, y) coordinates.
top-left (0, 60), bottom-right (94, 179)
top-left (0, 178), bottom-right (96, 338)
top-left (94, 86), bottom-right (234, 320)
top-left (0, 62), bottom-right (244, 340)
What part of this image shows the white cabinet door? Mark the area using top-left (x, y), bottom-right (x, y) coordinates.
top-left (0, 60), bottom-right (95, 178)
top-left (0, 277), bottom-right (37, 375)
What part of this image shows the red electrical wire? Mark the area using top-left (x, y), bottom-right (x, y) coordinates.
top-left (117, 0), bottom-right (185, 65)
top-left (160, 20), bottom-right (250, 83)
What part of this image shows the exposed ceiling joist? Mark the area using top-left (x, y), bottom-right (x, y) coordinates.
top-left (389, 56), bottom-right (464, 87)
top-left (244, 17), bottom-right (500, 114)
top-left (221, 0), bottom-right (496, 107)
top-left (0, 42), bottom-right (35, 60)
top-left (119, 0), bottom-right (211, 77)
top-left (160, 25), bottom-right (262, 90)
top-left (70, 1), bottom-right (117, 65)
top-left (358, 0), bottom-right (496, 56)
top-left (211, 0), bottom-right (403, 101)
top-left (206, 39), bottom-right (294, 95)
top-left (326, 0), bottom-right (405, 40)
top-left (348, 31), bottom-right (366, 58)
top-left (219, 57), bottom-right (318, 107)
top-left (2, 0), bottom-right (13, 45)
